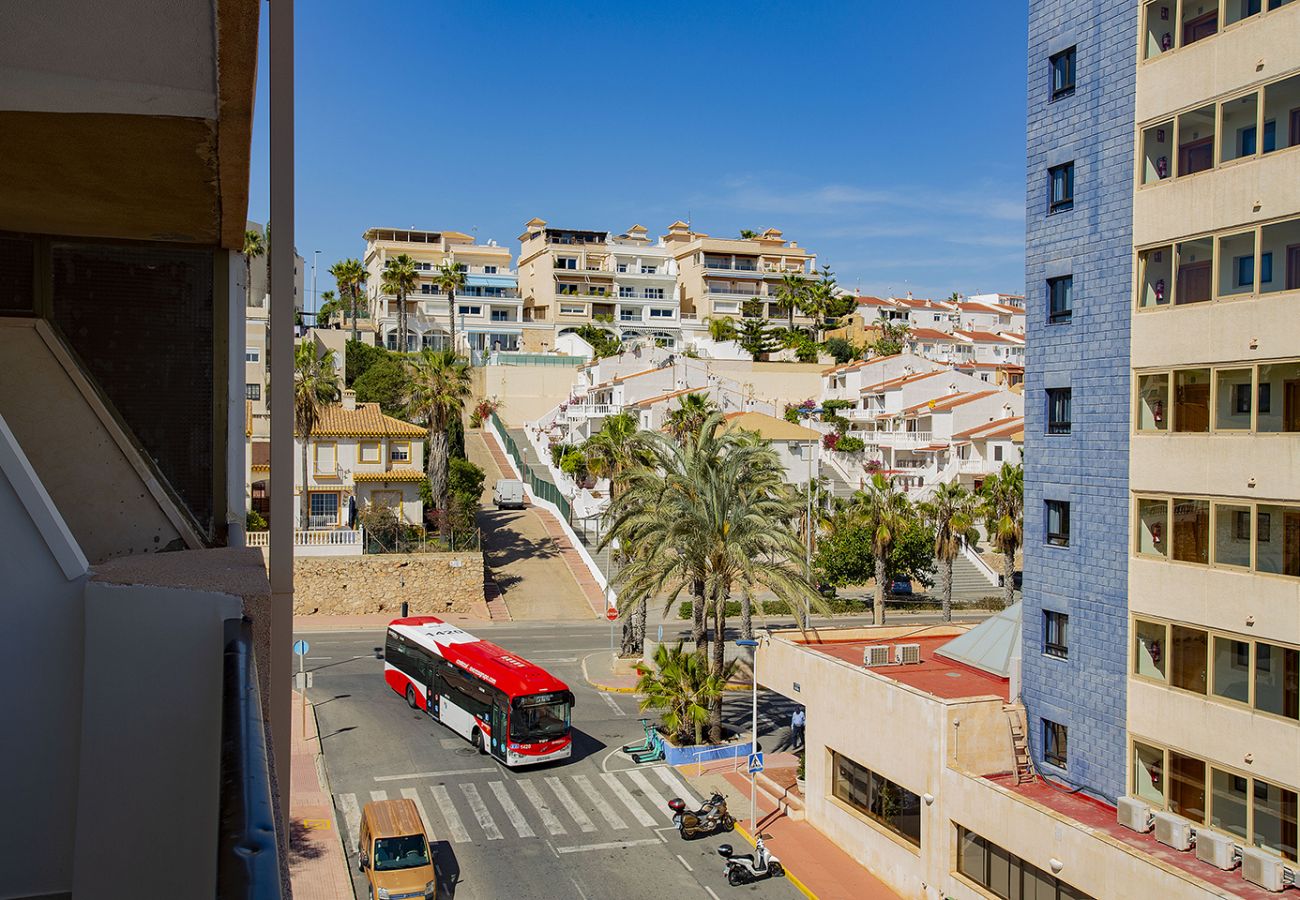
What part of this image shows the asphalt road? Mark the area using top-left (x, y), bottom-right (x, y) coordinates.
top-left (295, 622), bottom-right (807, 900)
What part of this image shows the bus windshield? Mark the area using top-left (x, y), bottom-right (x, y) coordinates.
top-left (511, 695), bottom-right (570, 741)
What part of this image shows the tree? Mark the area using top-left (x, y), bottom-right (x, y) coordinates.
top-left (848, 473), bottom-right (915, 625)
top-left (798, 266), bottom-right (838, 341)
top-left (583, 411), bottom-right (645, 503)
top-left (738, 229), bottom-right (759, 240)
top-left (774, 272), bottom-right (808, 331)
top-left (815, 510), bottom-right (933, 592)
top-left (704, 316), bottom-right (737, 343)
top-left (823, 337), bottom-right (858, 365)
top-left (433, 260), bottom-right (468, 354)
top-left (574, 324), bottom-right (621, 358)
top-left (315, 290), bottom-right (341, 327)
top-left (381, 254), bottom-right (419, 353)
top-left (345, 340), bottom-right (390, 388)
top-left (329, 258), bottom-right (367, 343)
top-left (636, 642), bottom-right (734, 746)
top-left (293, 343), bottom-right (340, 529)
top-left (242, 229), bottom-right (266, 309)
top-left (920, 482), bottom-right (981, 621)
top-left (664, 392), bottom-right (719, 444)
top-left (351, 354), bottom-right (408, 416)
top-left (405, 349), bottom-right (472, 539)
top-left (737, 318), bottom-right (777, 361)
top-left (871, 320), bottom-right (910, 356)
top-left (981, 463), bottom-right (1024, 609)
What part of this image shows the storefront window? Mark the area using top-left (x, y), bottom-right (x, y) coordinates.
top-left (831, 751), bottom-right (921, 848)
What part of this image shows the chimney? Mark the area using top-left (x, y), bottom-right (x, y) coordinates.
top-left (342, 389), bottom-right (357, 411)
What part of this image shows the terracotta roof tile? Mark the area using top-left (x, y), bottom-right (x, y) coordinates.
top-left (312, 402), bottom-right (427, 438)
top-left (952, 416), bottom-right (1024, 441)
top-left (901, 389), bottom-right (1000, 416)
top-left (859, 369), bottom-right (949, 394)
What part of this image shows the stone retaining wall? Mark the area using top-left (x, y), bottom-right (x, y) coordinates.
top-left (292, 552), bottom-right (485, 616)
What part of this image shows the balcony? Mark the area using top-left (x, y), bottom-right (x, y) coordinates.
top-left (866, 430), bottom-right (934, 447)
top-left (246, 527), bottom-right (363, 556)
top-left (563, 403), bottom-right (613, 421)
top-left (703, 260), bottom-right (760, 274)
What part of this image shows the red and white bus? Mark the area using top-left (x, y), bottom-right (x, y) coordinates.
top-left (384, 616), bottom-right (574, 766)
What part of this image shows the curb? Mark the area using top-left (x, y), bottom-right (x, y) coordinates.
top-left (733, 822), bottom-right (817, 900)
top-left (580, 651), bottom-right (640, 693)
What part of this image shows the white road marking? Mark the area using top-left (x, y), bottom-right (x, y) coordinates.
top-left (572, 774), bottom-right (627, 830)
top-left (400, 787), bottom-right (435, 839)
top-left (600, 772), bottom-right (657, 827)
top-left (429, 785), bottom-right (471, 844)
top-left (489, 781), bottom-right (536, 838)
top-left (675, 853), bottom-right (693, 872)
top-left (337, 793), bottom-right (361, 847)
top-left (554, 838), bottom-right (662, 854)
top-left (529, 656), bottom-right (578, 663)
top-left (459, 783), bottom-right (503, 840)
top-left (545, 776), bottom-right (596, 833)
top-left (374, 767), bottom-right (495, 782)
top-left (518, 778), bottom-right (567, 835)
top-left (306, 656), bottom-right (333, 660)
top-left (705, 887), bottom-right (721, 900)
top-left (569, 876), bottom-right (590, 900)
top-left (370, 790), bottom-right (388, 802)
top-left (652, 766), bottom-right (701, 806)
top-left (627, 769), bottom-right (674, 821)
top-left (599, 692), bottom-right (626, 716)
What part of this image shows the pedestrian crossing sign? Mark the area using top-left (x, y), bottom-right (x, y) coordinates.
top-left (748, 752), bottom-right (764, 774)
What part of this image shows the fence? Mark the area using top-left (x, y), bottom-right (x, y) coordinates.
top-left (490, 412), bottom-right (572, 523)
top-left (363, 524), bottom-right (481, 554)
top-left (488, 353), bottom-right (584, 368)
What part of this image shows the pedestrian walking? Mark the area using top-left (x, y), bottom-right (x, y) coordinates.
top-left (791, 707), bottom-right (806, 748)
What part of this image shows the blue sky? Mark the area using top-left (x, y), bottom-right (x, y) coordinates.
top-left (248, 1), bottom-right (1027, 310)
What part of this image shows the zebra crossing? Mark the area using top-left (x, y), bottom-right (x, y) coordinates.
top-left (335, 765), bottom-right (701, 850)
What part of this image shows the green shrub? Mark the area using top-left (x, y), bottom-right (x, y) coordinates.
top-left (835, 435), bottom-right (865, 453)
top-left (676, 597), bottom-right (871, 619)
top-left (246, 509), bottom-right (267, 531)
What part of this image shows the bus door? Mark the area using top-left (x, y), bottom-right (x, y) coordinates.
top-left (489, 702), bottom-right (508, 761)
top-left (424, 663), bottom-right (439, 720)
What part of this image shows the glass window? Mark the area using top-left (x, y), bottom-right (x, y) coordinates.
top-left (1044, 611), bottom-right (1069, 659)
top-left (1210, 769), bottom-right (1250, 841)
top-left (1213, 503), bottom-right (1252, 567)
top-left (1050, 46), bottom-right (1076, 99)
top-left (1253, 780), bottom-right (1299, 862)
top-left (1170, 625), bottom-right (1208, 694)
top-left (1175, 238), bottom-right (1214, 304)
top-left (245, 383), bottom-right (261, 401)
top-left (309, 492), bottom-right (338, 524)
top-left (1049, 163), bottom-right (1074, 213)
top-left (1218, 232), bottom-right (1256, 297)
top-left (1212, 636), bottom-right (1252, 703)
top-left (1180, 1), bottom-right (1218, 47)
top-left (1133, 741), bottom-right (1166, 805)
top-left (1141, 121), bottom-right (1174, 184)
top-left (1257, 362), bottom-right (1300, 433)
top-left (1135, 620), bottom-right (1167, 681)
top-left (1139, 246), bottom-right (1173, 307)
top-left (1174, 369), bottom-right (1211, 432)
top-left (1169, 751), bottom-right (1207, 824)
top-left (1172, 498), bottom-right (1210, 564)
top-left (1137, 373), bottom-right (1170, 430)
top-left (1256, 505), bottom-right (1300, 577)
top-left (1221, 93), bottom-right (1260, 163)
top-left (1047, 276), bottom-right (1073, 323)
top-left (1260, 218), bottom-right (1300, 293)
top-left (1043, 719), bottom-right (1068, 769)
top-left (831, 752), bottom-right (921, 847)
top-left (1177, 105), bottom-right (1217, 176)
top-left (1046, 500), bottom-right (1070, 547)
top-left (1047, 388), bottom-right (1072, 434)
top-left (1143, 0), bottom-right (1175, 60)
top-left (1263, 73), bottom-right (1300, 156)
top-left (1225, 0), bottom-right (1264, 26)
top-left (1214, 368), bottom-right (1254, 429)
top-left (1137, 498), bottom-right (1169, 556)
top-left (390, 443), bottom-right (410, 462)
top-left (1254, 642), bottom-right (1299, 720)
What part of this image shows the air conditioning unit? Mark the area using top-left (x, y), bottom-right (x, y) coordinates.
top-left (1116, 796), bottom-right (1153, 833)
top-left (1241, 847), bottom-right (1288, 892)
top-left (895, 643), bottom-right (922, 665)
top-left (1153, 811), bottom-right (1194, 851)
top-left (1194, 829), bottom-right (1238, 871)
top-left (863, 645), bottom-right (892, 667)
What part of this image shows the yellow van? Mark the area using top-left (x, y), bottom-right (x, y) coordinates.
top-left (358, 797), bottom-right (438, 900)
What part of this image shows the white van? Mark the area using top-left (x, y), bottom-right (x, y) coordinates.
top-left (492, 478), bottom-right (525, 510)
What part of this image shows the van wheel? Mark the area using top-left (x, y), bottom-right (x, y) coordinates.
top-left (406, 685), bottom-right (417, 709)
top-left (472, 730), bottom-right (486, 754)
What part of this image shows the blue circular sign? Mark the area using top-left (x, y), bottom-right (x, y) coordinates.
top-left (293, 639), bottom-right (310, 656)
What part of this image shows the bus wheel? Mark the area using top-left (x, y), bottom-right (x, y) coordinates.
top-left (405, 686), bottom-right (417, 709)
top-left (472, 730), bottom-right (486, 754)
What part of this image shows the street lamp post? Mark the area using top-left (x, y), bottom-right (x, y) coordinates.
top-left (736, 637), bottom-right (759, 833)
top-left (311, 249), bottom-right (321, 323)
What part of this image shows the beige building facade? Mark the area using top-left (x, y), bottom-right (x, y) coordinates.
top-left (665, 222), bottom-right (817, 324)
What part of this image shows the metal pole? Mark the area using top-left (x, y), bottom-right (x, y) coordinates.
top-left (299, 651), bottom-right (306, 740)
top-left (268, 0), bottom-right (296, 842)
top-left (751, 647), bottom-right (758, 833)
top-left (311, 249), bottom-right (320, 322)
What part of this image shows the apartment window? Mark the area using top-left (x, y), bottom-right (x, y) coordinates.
top-left (1173, 368), bottom-right (1211, 431)
top-left (1254, 781), bottom-right (1299, 861)
top-left (1133, 741), bottom-right (1166, 805)
top-left (246, 348), bottom-right (260, 363)
top-left (1214, 503), bottom-right (1252, 568)
top-left (640, 265), bottom-right (658, 274)
top-left (1170, 625), bottom-right (1209, 694)
top-left (619, 286), bottom-right (634, 298)
top-left (1256, 642), bottom-right (1300, 720)
top-left (1046, 388), bottom-right (1072, 434)
top-left (1134, 620), bottom-right (1168, 682)
top-left (490, 310), bottom-right (510, 322)
top-left (308, 492), bottom-right (338, 526)
top-left (1177, 104), bottom-right (1216, 176)
top-left (1047, 275), bottom-right (1072, 323)
top-left (390, 442), bottom-right (410, 463)
top-left (483, 265), bottom-right (498, 274)
top-left (421, 283), bottom-right (433, 294)
top-left (559, 304), bottom-right (586, 316)
top-left (649, 308), bottom-right (673, 318)
top-left (646, 288), bottom-right (664, 299)
top-left (1138, 495), bottom-right (1300, 578)
top-left (359, 442), bottom-right (381, 464)
top-left (1169, 751), bottom-right (1207, 823)
top-left (245, 383), bottom-right (261, 401)
top-left (1046, 500), bottom-right (1070, 547)
top-left (1050, 46), bottom-right (1076, 100)
top-left (1043, 720), bottom-right (1068, 769)
top-left (616, 263), bottom-right (628, 273)
top-left (557, 284), bottom-right (579, 295)
top-left (1212, 635), bottom-right (1252, 704)
top-left (1172, 497), bottom-right (1210, 563)
top-left (457, 305), bottom-right (482, 316)
top-left (313, 442), bottom-right (337, 476)
top-left (830, 751), bottom-right (922, 848)
top-left (994, 445), bottom-right (1004, 461)
top-left (1044, 611), bottom-right (1069, 659)
top-left (957, 826), bottom-right (1092, 900)
top-left (556, 257), bottom-right (577, 270)
top-left (1048, 163), bottom-right (1074, 213)
top-left (1211, 769), bottom-right (1251, 841)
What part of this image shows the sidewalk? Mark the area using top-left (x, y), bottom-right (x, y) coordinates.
top-left (288, 690), bottom-right (352, 900)
top-left (681, 760), bottom-right (900, 900)
top-left (292, 611), bottom-right (496, 632)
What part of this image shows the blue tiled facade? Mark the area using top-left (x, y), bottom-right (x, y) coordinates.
top-left (1022, 0), bottom-right (1135, 803)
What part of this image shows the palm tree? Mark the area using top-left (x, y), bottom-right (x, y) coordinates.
top-left (294, 343), bottom-right (341, 529)
top-left (800, 267), bottom-right (838, 342)
top-left (315, 290), bottom-right (339, 327)
top-left (406, 349), bottom-right (473, 539)
top-left (849, 473), bottom-right (914, 625)
top-left (329, 258), bottom-right (367, 343)
top-left (583, 411), bottom-right (645, 502)
top-left (739, 229), bottom-right (759, 240)
top-left (381, 254), bottom-right (419, 353)
top-left (704, 316), bottom-right (737, 343)
top-left (636, 642), bottom-right (734, 746)
top-left (242, 229), bottom-right (266, 308)
top-left (981, 463), bottom-right (1024, 609)
top-left (433, 260), bottom-right (468, 354)
top-left (774, 272), bottom-right (808, 331)
top-left (664, 393), bottom-right (719, 443)
top-left (920, 482), bottom-right (981, 622)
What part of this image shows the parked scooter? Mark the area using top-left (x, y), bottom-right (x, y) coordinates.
top-left (667, 792), bottom-right (735, 838)
top-left (718, 838), bottom-right (784, 886)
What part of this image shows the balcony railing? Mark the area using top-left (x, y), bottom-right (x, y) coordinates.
top-left (866, 431), bottom-right (933, 446)
top-left (563, 403), bottom-right (612, 421)
top-left (704, 261), bottom-right (759, 272)
top-left (246, 528), bottom-right (362, 547)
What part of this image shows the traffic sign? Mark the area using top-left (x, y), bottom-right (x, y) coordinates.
top-left (748, 752), bottom-right (764, 774)
top-left (606, 606), bottom-right (619, 622)
top-left (293, 639), bottom-right (310, 656)
top-left (657, 624), bottom-right (664, 643)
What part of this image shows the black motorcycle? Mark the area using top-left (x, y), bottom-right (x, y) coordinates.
top-left (667, 792), bottom-right (735, 839)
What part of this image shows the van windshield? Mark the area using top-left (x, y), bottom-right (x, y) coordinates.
top-left (372, 834), bottom-right (430, 871)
